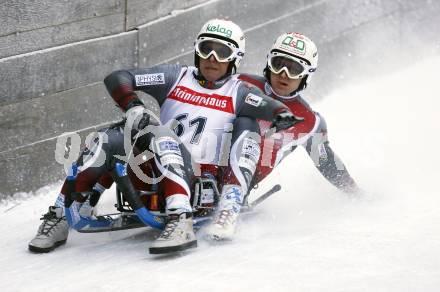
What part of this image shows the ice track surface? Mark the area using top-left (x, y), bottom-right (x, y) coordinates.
top-left (1, 57), bottom-right (440, 292)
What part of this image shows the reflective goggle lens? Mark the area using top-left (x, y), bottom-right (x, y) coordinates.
top-left (269, 55), bottom-right (305, 78)
top-left (197, 40), bottom-right (234, 61)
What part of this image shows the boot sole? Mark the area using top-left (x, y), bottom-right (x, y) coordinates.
top-left (28, 239), bottom-right (67, 253)
top-left (149, 240), bottom-right (197, 254)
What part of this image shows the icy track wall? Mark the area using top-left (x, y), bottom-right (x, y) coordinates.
top-left (0, 0), bottom-right (439, 197)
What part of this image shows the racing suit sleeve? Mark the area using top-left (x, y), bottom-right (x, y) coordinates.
top-left (103, 64), bottom-right (185, 111)
top-left (235, 83), bottom-right (294, 128)
top-left (304, 113), bottom-right (359, 193)
top-left (220, 83), bottom-right (297, 196)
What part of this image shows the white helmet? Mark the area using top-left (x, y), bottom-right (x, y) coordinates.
top-left (265, 32), bottom-right (318, 93)
top-left (195, 19), bottom-right (245, 73)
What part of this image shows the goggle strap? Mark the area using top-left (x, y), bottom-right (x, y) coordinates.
top-left (198, 33), bottom-right (239, 49)
top-left (271, 49), bottom-right (311, 66)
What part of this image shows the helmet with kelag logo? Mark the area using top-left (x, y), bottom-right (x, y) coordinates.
top-left (194, 19), bottom-right (245, 75)
top-left (265, 32), bottom-right (318, 95)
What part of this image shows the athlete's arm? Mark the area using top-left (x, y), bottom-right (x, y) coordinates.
top-left (235, 84), bottom-right (298, 130)
top-left (304, 114), bottom-right (359, 193)
top-left (103, 64), bottom-right (186, 111)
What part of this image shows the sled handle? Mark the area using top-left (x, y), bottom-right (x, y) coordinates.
top-left (250, 184), bottom-right (281, 208)
top-left (114, 163), bottom-right (165, 229)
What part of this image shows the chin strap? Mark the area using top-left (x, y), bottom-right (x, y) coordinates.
top-left (192, 70), bottom-right (232, 89)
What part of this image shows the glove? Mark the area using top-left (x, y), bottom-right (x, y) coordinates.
top-left (125, 105), bottom-right (150, 132)
top-left (271, 110), bottom-right (304, 131)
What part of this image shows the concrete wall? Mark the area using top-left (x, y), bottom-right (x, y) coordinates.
top-left (1, 0), bottom-right (439, 197)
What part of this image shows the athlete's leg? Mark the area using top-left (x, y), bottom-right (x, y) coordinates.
top-left (206, 116), bottom-right (261, 240)
top-left (145, 124), bottom-right (198, 254)
top-left (28, 127), bottom-right (127, 252)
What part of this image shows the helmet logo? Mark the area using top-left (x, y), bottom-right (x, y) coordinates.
top-left (281, 36), bottom-right (306, 55)
top-left (206, 24), bottom-right (232, 38)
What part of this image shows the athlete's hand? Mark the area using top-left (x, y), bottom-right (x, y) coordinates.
top-left (272, 110), bottom-right (304, 131)
top-left (125, 106), bottom-right (150, 132)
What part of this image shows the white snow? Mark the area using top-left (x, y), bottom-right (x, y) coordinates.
top-left (1, 57), bottom-right (440, 292)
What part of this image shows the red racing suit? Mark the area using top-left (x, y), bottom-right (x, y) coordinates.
top-left (237, 74), bottom-right (358, 193)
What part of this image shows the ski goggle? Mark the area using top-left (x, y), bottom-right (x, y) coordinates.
top-left (195, 37), bottom-right (239, 62)
top-left (267, 52), bottom-right (313, 79)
